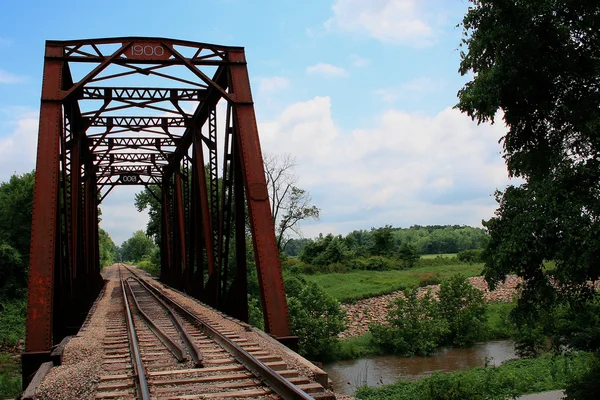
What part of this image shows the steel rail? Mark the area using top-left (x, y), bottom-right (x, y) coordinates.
top-left (129, 276), bottom-right (204, 367)
top-left (124, 279), bottom-right (186, 362)
top-left (125, 267), bottom-right (314, 400)
top-left (119, 268), bottom-right (151, 400)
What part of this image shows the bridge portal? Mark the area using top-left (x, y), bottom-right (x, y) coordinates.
top-left (23, 37), bottom-right (293, 383)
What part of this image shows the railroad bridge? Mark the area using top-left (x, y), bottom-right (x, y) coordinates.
top-left (21, 37), bottom-right (310, 397)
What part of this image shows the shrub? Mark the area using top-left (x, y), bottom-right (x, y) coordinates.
top-left (438, 274), bottom-right (487, 347)
top-left (327, 262), bottom-right (349, 273)
top-left (285, 275), bottom-right (346, 360)
top-left (136, 260), bottom-right (159, 276)
top-left (370, 288), bottom-right (449, 356)
top-left (457, 249), bottom-right (483, 264)
top-left (362, 256), bottom-right (394, 271)
top-left (415, 255), bottom-right (460, 268)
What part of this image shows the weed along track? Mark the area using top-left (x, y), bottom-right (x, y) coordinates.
top-left (90, 265), bottom-right (335, 400)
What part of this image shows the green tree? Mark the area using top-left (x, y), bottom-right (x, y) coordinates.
top-left (98, 228), bottom-right (117, 267)
top-left (457, 0), bottom-right (600, 382)
top-left (134, 185), bottom-right (161, 244)
top-left (0, 172), bottom-right (34, 263)
top-left (0, 171), bottom-right (34, 300)
top-left (121, 230), bottom-right (156, 263)
top-left (370, 225), bottom-right (395, 256)
top-left (438, 274), bottom-right (487, 347)
top-left (398, 242), bottom-right (419, 268)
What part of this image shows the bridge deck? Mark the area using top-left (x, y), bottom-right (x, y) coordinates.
top-left (26, 265), bottom-right (336, 400)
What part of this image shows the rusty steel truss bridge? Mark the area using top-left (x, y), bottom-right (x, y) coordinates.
top-left (22, 37), bottom-right (295, 383)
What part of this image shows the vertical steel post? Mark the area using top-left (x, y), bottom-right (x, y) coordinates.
top-left (228, 50), bottom-right (292, 338)
top-left (22, 43), bottom-right (64, 384)
top-left (174, 170), bottom-right (187, 288)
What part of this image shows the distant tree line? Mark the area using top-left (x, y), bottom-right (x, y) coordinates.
top-left (283, 225), bottom-right (487, 259)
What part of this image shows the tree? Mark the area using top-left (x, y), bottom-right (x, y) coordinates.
top-left (457, 0), bottom-right (600, 360)
top-left (134, 185), bottom-right (161, 244)
top-left (398, 242), bottom-right (419, 268)
top-left (121, 230), bottom-right (156, 263)
top-left (99, 228), bottom-right (117, 267)
top-left (263, 153), bottom-right (320, 251)
top-left (0, 171), bottom-right (34, 300)
top-left (370, 225), bottom-right (395, 256)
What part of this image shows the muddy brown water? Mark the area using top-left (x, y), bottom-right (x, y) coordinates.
top-left (323, 340), bottom-right (518, 396)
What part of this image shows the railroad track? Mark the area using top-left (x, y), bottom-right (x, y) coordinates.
top-left (95, 265), bottom-right (334, 400)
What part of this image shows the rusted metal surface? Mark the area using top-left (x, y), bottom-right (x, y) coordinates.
top-left (25, 37), bottom-right (294, 385)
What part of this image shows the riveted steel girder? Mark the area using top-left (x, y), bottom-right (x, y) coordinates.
top-left (24, 37), bottom-right (294, 387)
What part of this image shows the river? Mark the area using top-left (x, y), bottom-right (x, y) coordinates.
top-left (322, 340), bottom-right (518, 396)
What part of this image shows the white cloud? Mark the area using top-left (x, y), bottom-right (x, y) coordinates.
top-left (0, 110), bottom-right (39, 182)
top-left (326, 0), bottom-right (436, 46)
top-left (259, 97), bottom-right (511, 237)
top-left (0, 69), bottom-right (26, 84)
top-left (306, 63), bottom-right (349, 78)
top-left (100, 186), bottom-right (150, 246)
top-left (258, 76), bottom-right (290, 93)
top-left (349, 54), bottom-right (370, 68)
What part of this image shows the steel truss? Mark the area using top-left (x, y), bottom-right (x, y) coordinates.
top-left (23, 37), bottom-right (294, 387)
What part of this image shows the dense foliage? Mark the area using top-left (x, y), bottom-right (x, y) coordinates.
top-left (371, 288), bottom-right (448, 356)
top-left (288, 225), bottom-right (486, 270)
top-left (99, 228), bottom-right (117, 267)
top-left (356, 352), bottom-right (594, 400)
top-left (370, 275), bottom-right (487, 355)
top-left (458, 0), bottom-right (600, 365)
top-left (285, 275), bottom-right (346, 359)
top-left (247, 273), bottom-right (346, 361)
top-left (0, 172), bottom-right (34, 300)
top-left (120, 230), bottom-right (157, 263)
top-left (457, 1), bottom-right (600, 396)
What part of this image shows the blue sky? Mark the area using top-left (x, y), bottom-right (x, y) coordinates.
top-left (0, 0), bottom-right (513, 245)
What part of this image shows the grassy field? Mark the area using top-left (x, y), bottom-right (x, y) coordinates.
top-left (420, 253), bottom-right (458, 259)
top-left (301, 263), bottom-right (484, 303)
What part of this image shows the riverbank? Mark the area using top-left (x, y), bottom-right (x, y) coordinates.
top-left (353, 352), bottom-right (592, 400)
top-left (324, 340), bottom-right (518, 396)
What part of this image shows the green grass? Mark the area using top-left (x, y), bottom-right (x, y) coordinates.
top-left (355, 352), bottom-right (594, 400)
top-left (420, 253), bottom-right (457, 259)
top-left (302, 263), bottom-right (484, 303)
top-left (0, 298), bottom-right (25, 399)
top-left (0, 298), bottom-right (26, 346)
top-left (332, 333), bottom-right (384, 361)
top-left (0, 353), bottom-right (21, 399)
